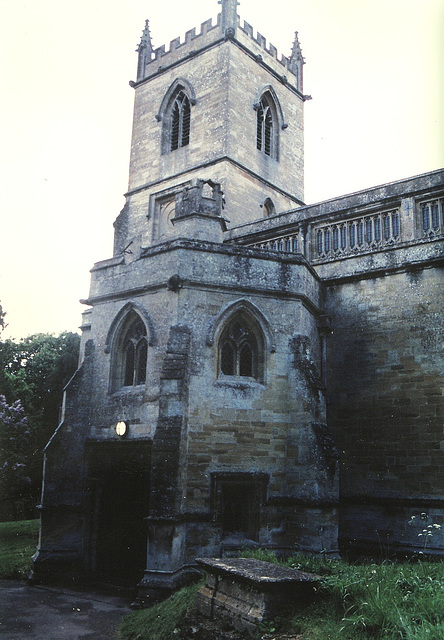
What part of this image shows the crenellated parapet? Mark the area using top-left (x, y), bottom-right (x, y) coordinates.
top-left (135, 0), bottom-right (303, 91)
top-left (135, 13), bottom-right (222, 82)
top-left (237, 20), bottom-right (304, 88)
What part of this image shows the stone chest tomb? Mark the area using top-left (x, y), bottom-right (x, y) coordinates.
top-left (195, 558), bottom-right (320, 632)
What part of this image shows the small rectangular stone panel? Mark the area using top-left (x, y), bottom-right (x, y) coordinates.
top-left (195, 558), bottom-right (320, 633)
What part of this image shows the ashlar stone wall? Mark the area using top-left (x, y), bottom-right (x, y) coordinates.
top-left (326, 265), bottom-right (444, 555)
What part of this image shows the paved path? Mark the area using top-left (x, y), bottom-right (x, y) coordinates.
top-left (0, 580), bottom-right (131, 639)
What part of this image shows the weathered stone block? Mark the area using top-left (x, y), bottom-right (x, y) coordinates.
top-left (195, 558), bottom-right (320, 632)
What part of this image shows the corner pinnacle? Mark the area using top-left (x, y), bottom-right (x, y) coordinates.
top-left (136, 19), bottom-right (154, 81)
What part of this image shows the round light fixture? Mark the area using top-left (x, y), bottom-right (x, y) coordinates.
top-left (115, 421), bottom-right (128, 437)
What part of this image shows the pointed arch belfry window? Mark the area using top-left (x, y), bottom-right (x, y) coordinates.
top-left (158, 79), bottom-right (196, 154)
top-left (257, 96), bottom-right (273, 156)
top-left (170, 90), bottom-right (190, 151)
top-left (254, 88), bottom-right (283, 160)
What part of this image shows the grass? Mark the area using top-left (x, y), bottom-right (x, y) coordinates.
top-left (117, 580), bottom-right (203, 640)
top-left (2, 522), bottom-right (443, 639)
top-left (117, 550), bottom-right (444, 640)
top-left (0, 518), bottom-right (39, 579)
top-left (242, 550), bottom-right (444, 640)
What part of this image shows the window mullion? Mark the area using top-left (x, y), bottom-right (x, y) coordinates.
top-left (178, 102), bottom-right (184, 148)
top-left (235, 345), bottom-right (241, 377)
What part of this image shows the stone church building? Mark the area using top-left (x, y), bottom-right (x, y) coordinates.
top-left (32, 0), bottom-right (444, 601)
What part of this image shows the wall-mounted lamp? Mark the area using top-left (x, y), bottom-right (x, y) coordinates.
top-left (115, 421), bottom-right (128, 437)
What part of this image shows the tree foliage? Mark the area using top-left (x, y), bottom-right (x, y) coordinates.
top-left (0, 396), bottom-right (31, 501)
top-left (0, 302), bottom-right (6, 334)
top-left (0, 331), bottom-right (80, 518)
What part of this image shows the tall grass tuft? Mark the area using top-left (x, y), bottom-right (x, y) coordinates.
top-left (339, 562), bottom-right (444, 638)
top-left (240, 550), bottom-right (444, 640)
top-left (117, 581), bottom-right (202, 640)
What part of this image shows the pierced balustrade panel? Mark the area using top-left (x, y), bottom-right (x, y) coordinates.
top-left (245, 230), bottom-right (303, 255)
top-left (314, 209), bottom-right (401, 261)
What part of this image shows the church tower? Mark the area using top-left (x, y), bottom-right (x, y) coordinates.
top-left (32, 1), bottom-right (338, 601)
top-left (114, 0), bottom-right (306, 257)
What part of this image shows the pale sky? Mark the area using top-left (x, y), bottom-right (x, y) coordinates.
top-left (0, 0), bottom-right (442, 340)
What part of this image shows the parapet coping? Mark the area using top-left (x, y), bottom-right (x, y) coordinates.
top-left (144, 13), bottom-right (298, 75)
top-left (227, 168), bottom-right (444, 240)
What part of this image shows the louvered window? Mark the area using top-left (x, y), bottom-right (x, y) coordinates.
top-left (256, 96), bottom-right (274, 157)
top-left (170, 90), bottom-right (190, 151)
